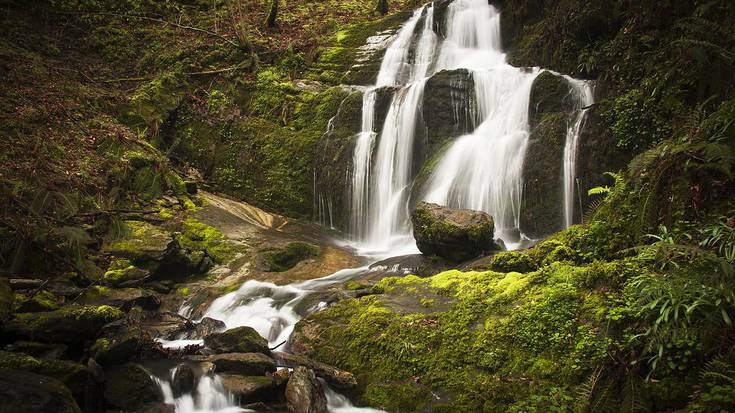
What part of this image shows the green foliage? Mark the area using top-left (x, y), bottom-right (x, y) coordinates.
top-left (604, 89), bottom-right (674, 152)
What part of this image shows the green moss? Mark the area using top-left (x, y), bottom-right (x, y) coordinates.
top-left (264, 242), bottom-right (321, 272)
top-left (487, 251), bottom-right (537, 273)
top-left (104, 258), bottom-right (149, 286)
top-left (294, 264), bottom-right (628, 411)
top-left (179, 218), bottom-right (241, 264)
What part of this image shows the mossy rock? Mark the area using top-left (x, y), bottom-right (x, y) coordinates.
top-left (14, 290), bottom-right (60, 312)
top-left (103, 363), bottom-right (163, 411)
top-left (204, 326), bottom-right (271, 355)
top-left (0, 368), bottom-right (81, 413)
top-left (105, 221), bottom-right (173, 264)
top-left (210, 352), bottom-right (277, 376)
top-left (263, 242), bottom-right (321, 272)
top-left (2, 305), bottom-right (124, 344)
top-left (91, 325), bottom-right (159, 366)
top-left (179, 218), bottom-right (240, 265)
top-left (411, 202), bottom-right (498, 262)
top-left (0, 351), bottom-right (89, 398)
top-left (103, 258), bottom-right (150, 287)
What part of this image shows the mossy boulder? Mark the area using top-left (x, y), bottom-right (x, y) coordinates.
top-left (264, 242), bottom-right (321, 272)
top-left (1, 305), bottom-right (124, 344)
top-left (103, 363), bottom-right (163, 411)
top-left (0, 351), bottom-right (90, 398)
top-left (210, 352), bottom-right (277, 376)
top-left (204, 326), bottom-right (271, 355)
top-left (411, 202), bottom-right (499, 262)
top-left (0, 368), bottom-right (81, 413)
top-left (179, 218), bottom-right (239, 265)
top-left (0, 277), bottom-right (13, 323)
top-left (79, 286), bottom-right (160, 312)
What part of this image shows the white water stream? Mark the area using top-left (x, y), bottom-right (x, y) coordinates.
top-left (155, 267), bottom-right (378, 413)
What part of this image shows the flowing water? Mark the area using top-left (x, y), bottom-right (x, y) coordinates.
top-left (155, 1), bottom-right (595, 411)
top-left (562, 77), bottom-right (595, 228)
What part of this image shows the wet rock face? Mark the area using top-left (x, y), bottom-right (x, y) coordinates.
top-left (423, 69), bottom-right (476, 147)
top-left (211, 352), bottom-right (277, 376)
top-left (103, 363), bottom-right (163, 411)
top-left (0, 368), bottom-right (82, 413)
top-left (313, 89), bottom-right (363, 231)
top-left (411, 202), bottom-right (499, 262)
top-left (521, 71), bottom-right (577, 238)
top-left (285, 366), bottom-right (328, 413)
top-left (204, 326), bottom-right (271, 355)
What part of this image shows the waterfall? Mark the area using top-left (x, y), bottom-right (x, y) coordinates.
top-left (562, 77), bottom-right (595, 228)
top-left (349, 4), bottom-right (437, 254)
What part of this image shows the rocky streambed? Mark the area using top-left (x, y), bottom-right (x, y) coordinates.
top-left (0, 186), bottom-right (502, 413)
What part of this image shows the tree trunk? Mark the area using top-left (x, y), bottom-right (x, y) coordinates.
top-left (266, 0), bottom-right (278, 28)
top-left (377, 0), bottom-right (388, 15)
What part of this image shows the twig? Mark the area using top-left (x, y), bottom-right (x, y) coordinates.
top-left (270, 340), bottom-right (287, 351)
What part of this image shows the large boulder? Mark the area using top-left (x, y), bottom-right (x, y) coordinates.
top-left (211, 353), bottom-right (277, 376)
top-left (285, 366), bottom-right (328, 413)
top-left (204, 326), bottom-right (271, 355)
top-left (1, 305), bottom-right (124, 344)
top-left (171, 363), bottom-right (197, 397)
top-left (411, 202), bottom-right (499, 262)
top-left (103, 363), bottom-right (163, 411)
top-left (0, 368), bottom-right (81, 413)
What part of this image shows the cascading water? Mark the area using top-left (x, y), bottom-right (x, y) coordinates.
top-left (156, 267), bottom-right (378, 413)
top-left (419, 0), bottom-right (540, 245)
top-left (154, 372), bottom-right (245, 413)
top-left (562, 77), bottom-right (595, 228)
top-left (349, 5), bottom-right (436, 254)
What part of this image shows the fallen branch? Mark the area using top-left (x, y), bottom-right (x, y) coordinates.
top-left (92, 67), bottom-right (239, 84)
